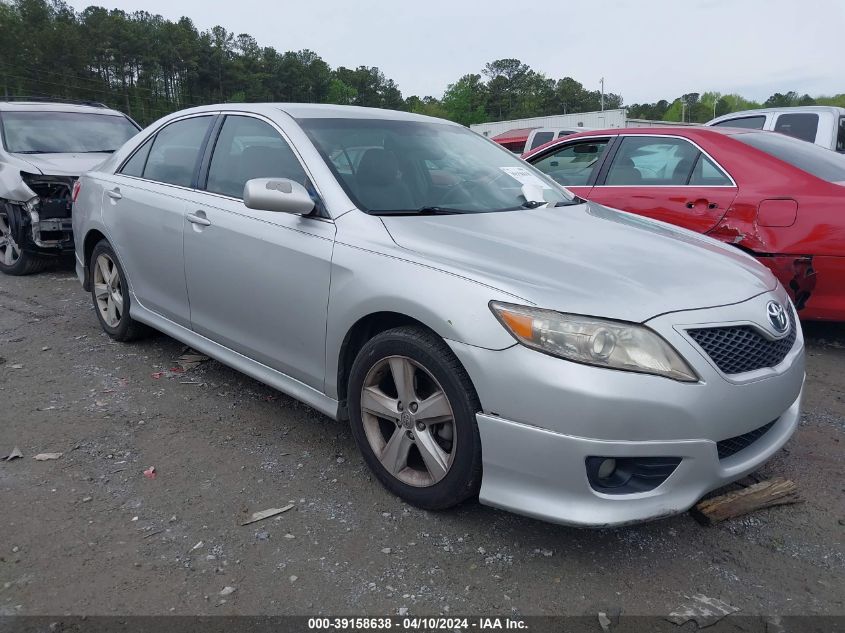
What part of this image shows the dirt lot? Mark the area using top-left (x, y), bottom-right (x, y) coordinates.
top-left (1, 261), bottom-right (843, 617)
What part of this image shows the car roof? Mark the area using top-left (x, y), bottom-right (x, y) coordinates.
top-left (154, 102), bottom-right (459, 125)
top-left (521, 126), bottom-right (753, 157)
top-left (0, 101), bottom-right (130, 117)
top-left (708, 105), bottom-right (845, 119)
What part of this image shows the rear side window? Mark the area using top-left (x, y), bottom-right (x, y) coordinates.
top-left (143, 116), bottom-right (212, 187)
top-left (689, 155), bottom-right (732, 186)
top-left (529, 132), bottom-right (554, 150)
top-left (605, 137), bottom-right (699, 185)
top-left (530, 139), bottom-right (609, 186)
top-left (712, 116), bottom-right (765, 130)
top-left (119, 137), bottom-right (153, 177)
top-left (205, 115), bottom-right (309, 199)
top-left (837, 116), bottom-right (845, 153)
top-left (774, 113), bottom-right (819, 143)
top-left (735, 132), bottom-right (845, 182)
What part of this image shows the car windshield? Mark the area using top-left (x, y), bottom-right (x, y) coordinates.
top-left (297, 117), bottom-right (572, 214)
top-left (1, 111), bottom-right (139, 153)
top-left (734, 131), bottom-right (845, 183)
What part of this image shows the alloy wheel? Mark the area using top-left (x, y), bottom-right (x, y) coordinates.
top-left (360, 355), bottom-right (457, 487)
top-left (0, 213), bottom-right (21, 266)
top-left (93, 253), bottom-right (124, 328)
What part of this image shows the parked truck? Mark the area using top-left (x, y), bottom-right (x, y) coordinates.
top-left (706, 106), bottom-right (845, 153)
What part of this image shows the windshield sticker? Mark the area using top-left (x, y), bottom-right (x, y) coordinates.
top-left (499, 166), bottom-right (553, 189)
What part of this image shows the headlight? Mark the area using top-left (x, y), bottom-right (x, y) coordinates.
top-left (489, 301), bottom-right (698, 382)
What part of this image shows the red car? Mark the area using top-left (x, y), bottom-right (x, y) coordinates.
top-left (523, 127), bottom-right (845, 321)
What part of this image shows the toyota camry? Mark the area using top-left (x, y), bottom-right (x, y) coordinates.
top-left (72, 104), bottom-right (804, 526)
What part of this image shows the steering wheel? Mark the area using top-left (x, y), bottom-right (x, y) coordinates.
top-left (437, 169), bottom-right (511, 206)
top-left (438, 180), bottom-right (478, 206)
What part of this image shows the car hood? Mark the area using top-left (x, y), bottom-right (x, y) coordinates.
top-left (380, 202), bottom-right (777, 323)
top-left (12, 152), bottom-right (111, 177)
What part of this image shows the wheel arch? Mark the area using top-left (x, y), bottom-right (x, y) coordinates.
top-left (81, 228), bottom-right (108, 291)
top-left (334, 311), bottom-right (481, 421)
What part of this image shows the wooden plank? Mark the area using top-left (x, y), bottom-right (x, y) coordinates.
top-left (692, 478), bottom-right (801, 525)
top-left (240, 503), bottom-right (295, 526)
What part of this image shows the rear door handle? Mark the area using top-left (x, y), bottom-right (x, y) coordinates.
top-left (106, 188), bottom-right (122, 200)
top-left (685, 199), bottom-right (718, 210)
top-left (187, 212), bottom-right (211, 227)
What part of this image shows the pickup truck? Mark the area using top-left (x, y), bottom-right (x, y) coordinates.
top-left (706, 106), bottom-right (845, 153)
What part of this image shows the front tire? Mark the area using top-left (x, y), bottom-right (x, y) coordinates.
top-left (348, 326), bottom-right (482, 510)
top-left (0, 211), bottom-right (51, 276)
top-left (89, 240), bottom-right (145, 341)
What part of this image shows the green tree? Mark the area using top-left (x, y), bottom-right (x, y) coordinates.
top-left (441, 73), bottom-right (487, 125)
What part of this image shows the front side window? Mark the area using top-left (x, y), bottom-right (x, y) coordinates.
top-left (836, 116), bottom-right (844, 153)
top-left (528, 131), bottom-right (555, 150)
top-left (530, 140), bottom-right (609, 186)
top-left (734, 131), bottom-right (845, 183)
top-left (142, 116), bottom-right (212, 188)
top-left (711, 116), bottom-right (766, 130)
top-left (0, 111), bottom-right (138, 153)
top-left (774, 113), bottom-right (819, 143)
top-left (298, 118), bottom-right (571, 214)
top-left (605, 137), bottom-right (700, 185)
top-left (206, 116), bottom-right (309, 199)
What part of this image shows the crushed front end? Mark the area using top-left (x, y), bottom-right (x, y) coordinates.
top-left (6, 172), bottom-right (76, 252)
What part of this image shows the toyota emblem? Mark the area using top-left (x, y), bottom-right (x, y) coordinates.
top-left (766, 301), bottom-right (789, 333)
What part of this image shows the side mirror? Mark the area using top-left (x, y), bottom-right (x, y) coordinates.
top-left (243, 178), bottom-right (315, 215)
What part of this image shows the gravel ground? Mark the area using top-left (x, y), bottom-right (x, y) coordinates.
top-left (1, 261), bottom-right (843, 617)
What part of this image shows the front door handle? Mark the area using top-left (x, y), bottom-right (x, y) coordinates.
top-left (106, 188), bottom-right (122, 200)
top-left (187, 212), bottom-right (211, 227)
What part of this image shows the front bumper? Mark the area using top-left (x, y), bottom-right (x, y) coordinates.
top-left (475, 387), bottom-right (801, 527)
top-left (448, 288), bottom-right (805, 526)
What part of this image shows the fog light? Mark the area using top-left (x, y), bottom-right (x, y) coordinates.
top-left (597, 458), bottom-right (616, 480)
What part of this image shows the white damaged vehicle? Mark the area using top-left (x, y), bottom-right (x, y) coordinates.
top-left (0, 99), bottom-right (139, 275)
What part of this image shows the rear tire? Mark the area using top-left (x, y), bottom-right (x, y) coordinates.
top-left (348, 326), bottom-right (482, 510)
top-left (0, 210), bottom-right (51, 276)
top-left (89, 240), bottom-right (145, 342)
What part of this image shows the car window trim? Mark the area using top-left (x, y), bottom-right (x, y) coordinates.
top-left (197, 111), bottom-right (330, 219)
top-left (116, 112), bottom-right (217, 187)
top-left (527, 135), bottom-right (618, 188)
top-left (592, 134), bottom-right (736, 188)
top-left (712, 115), bottom-right (767, 130)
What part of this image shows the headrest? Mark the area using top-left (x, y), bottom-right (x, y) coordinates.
top-left (356, 148), bottom-right (399, 187)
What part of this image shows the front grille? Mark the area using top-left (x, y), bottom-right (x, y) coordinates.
top-left (687, 308), bottom-right (796, 375)
top-left (716, 420), bottom-right (776, 459)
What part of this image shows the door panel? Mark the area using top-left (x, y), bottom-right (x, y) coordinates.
top-left (588, 136), bottom-right (738, 233)
top-left (102, 178), bottom-right (190, 326)
top-left (184, 199), bottom-right (335, 388)
top-left (586, 185), bottom-right (737, 233)
top-left (184, 114), bottom-right (335, 389)
top-left (104, 115), bottom-right (214, 326)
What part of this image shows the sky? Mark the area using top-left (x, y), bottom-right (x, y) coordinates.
top-left (65, 0), bottom-right (845, 105)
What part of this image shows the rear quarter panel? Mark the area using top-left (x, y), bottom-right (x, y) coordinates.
top-left (72, 173), bottom-right (106, 273)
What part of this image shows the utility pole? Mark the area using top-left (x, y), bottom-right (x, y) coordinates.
top-left (600, 77), bottom-right (605, 111)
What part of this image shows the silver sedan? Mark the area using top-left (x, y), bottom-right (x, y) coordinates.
top-left (72, 104), bottom-right (805, 526)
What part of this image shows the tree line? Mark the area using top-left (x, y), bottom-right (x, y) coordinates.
top-left (1, 0), bottom-right (842, 128)
top-left (628, 90), bottom-right (845, 123)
